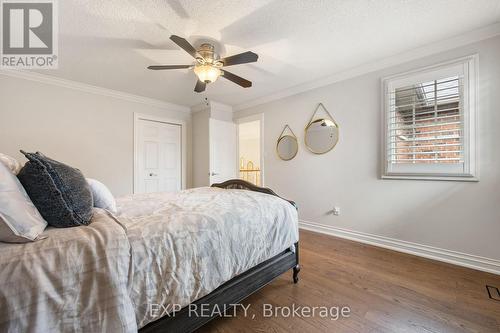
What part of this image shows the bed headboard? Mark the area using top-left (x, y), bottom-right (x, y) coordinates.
top-left (211, 179), bottom-right (297, 209)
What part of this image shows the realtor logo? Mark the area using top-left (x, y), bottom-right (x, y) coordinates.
top-left (1, 0), bottom-right (58, 68)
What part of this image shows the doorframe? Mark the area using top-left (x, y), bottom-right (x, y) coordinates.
top-left (133, 112), bottom-right (187, 194)
top-left (235, 113), bottom-right (265, 186)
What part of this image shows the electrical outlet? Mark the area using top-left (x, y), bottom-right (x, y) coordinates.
top-left (333, 207), bottom-right (340, 216)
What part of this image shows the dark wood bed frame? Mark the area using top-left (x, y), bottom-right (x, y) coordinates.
top-left (139, 179), bottom-right (300, 333)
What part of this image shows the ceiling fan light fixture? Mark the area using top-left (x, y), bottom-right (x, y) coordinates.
top-left (147, 35), bottom-right (258, 92)
top-left (194, 64), bottom-right (220, 83)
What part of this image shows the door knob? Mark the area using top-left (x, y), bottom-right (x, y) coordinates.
top-left (149, 173), bottom-right (158, 177)
top-left (210, 172), bottom-right (220, 176)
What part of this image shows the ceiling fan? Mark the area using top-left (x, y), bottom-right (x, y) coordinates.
top-left (147, 35), bottom-right (258, 93)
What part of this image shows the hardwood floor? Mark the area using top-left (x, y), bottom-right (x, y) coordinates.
top-left (199, 230), bottom-right (500, 333)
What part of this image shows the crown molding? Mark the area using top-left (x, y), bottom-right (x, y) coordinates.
top-left (0, 69), bottom-right (191, 113)
top-left (190, 99), bottom-right (233, 113)
top-left (234, 22), bottom-right (500, 111)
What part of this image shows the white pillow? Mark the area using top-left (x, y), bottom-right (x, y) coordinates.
top-left (0, 153), bottom-right (22, 175)
top-left (86, 178), bottom-right (117, 213)
top-left (0, 161), bottom-right (47, 243)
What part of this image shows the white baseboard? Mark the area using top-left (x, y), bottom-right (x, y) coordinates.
top-left (299, 220), bottom-right (500, 275)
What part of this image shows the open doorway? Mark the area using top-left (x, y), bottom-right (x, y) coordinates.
top-left (237, 115), bottom-right (264, 186)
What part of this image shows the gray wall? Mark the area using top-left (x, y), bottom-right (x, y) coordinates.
top-left (192, 108), bottom-right (210, 187)
top-left (235, 36), bottom-right (500, 261)
top-left (0, 75), bottom-right (192, 196)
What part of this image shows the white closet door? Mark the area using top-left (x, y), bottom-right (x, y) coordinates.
top-left (136, 119), bottom-right (181, 193)
top-left (209, 118), bottom-right (237, 185)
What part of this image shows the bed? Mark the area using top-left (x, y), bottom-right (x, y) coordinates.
top-left (0, 179), bottom-right (299, 333)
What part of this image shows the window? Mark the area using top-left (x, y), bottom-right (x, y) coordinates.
top-left (382, 56), bottom-right (477, 181)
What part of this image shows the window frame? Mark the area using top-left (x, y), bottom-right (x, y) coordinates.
top-left (381, 55), bottom-right (478, 181)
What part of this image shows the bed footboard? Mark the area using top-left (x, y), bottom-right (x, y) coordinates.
top-left (140, 244), bottom-right (298, 333)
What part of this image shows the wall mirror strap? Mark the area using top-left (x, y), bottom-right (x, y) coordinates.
top-left (307, 103), bottom-right (336, 127)
top-left (276, 124), bottom-right (299, 161)
top-left (278, 124), bottom-right (297, 139)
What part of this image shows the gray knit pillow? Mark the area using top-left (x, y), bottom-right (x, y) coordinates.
top-left (17, 151), bottom-right (93, 227)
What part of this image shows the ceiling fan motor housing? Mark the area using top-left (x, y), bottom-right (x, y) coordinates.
top-left (197, 43), bottom-right (221, 65)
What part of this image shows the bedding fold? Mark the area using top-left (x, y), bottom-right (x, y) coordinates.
top-left (116, 187), bottom-right (299, 328)
top-left (0, 209), bottom-right (137, 333)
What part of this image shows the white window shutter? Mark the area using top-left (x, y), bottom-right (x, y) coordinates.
top-left (382, 56), bottom-right (477, 181)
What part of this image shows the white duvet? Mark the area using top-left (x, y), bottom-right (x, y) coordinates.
top-left (0, 187), bottom-right (299, 332)
top-left (0, 209), bottom-right (136, 333)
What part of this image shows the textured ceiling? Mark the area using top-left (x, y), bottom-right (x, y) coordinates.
top-left (37, 0), bottom-right (500, 108)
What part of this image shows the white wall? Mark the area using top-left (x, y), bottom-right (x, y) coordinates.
top-left (239, 120), bottom-right (261, 168)
top-left (239, 138), bottom-right (260, 167)
top-left (0, 74), bottom-right (192, 197)
top-left (235, 36), bottom-right (500, 262)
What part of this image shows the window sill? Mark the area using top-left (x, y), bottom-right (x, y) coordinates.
top-left (381, 174), bottom-right (479, 182)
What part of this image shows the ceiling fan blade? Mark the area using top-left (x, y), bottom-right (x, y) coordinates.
top-left (170, 35), bottom-right (198, 58)
top-left (220, 51), bottom-right (258, 67)
top-left (147, 65), bottom-right (191, 70)
top-left (194, 80), bottom-right (206, 93)
top-left (221, 70), bottom-right (252, 88)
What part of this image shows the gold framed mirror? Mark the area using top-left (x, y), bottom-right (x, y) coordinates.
top-left (305, 103), bottom-right (339, 154)
top-left (276, 125), bottom-right (298, 161)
